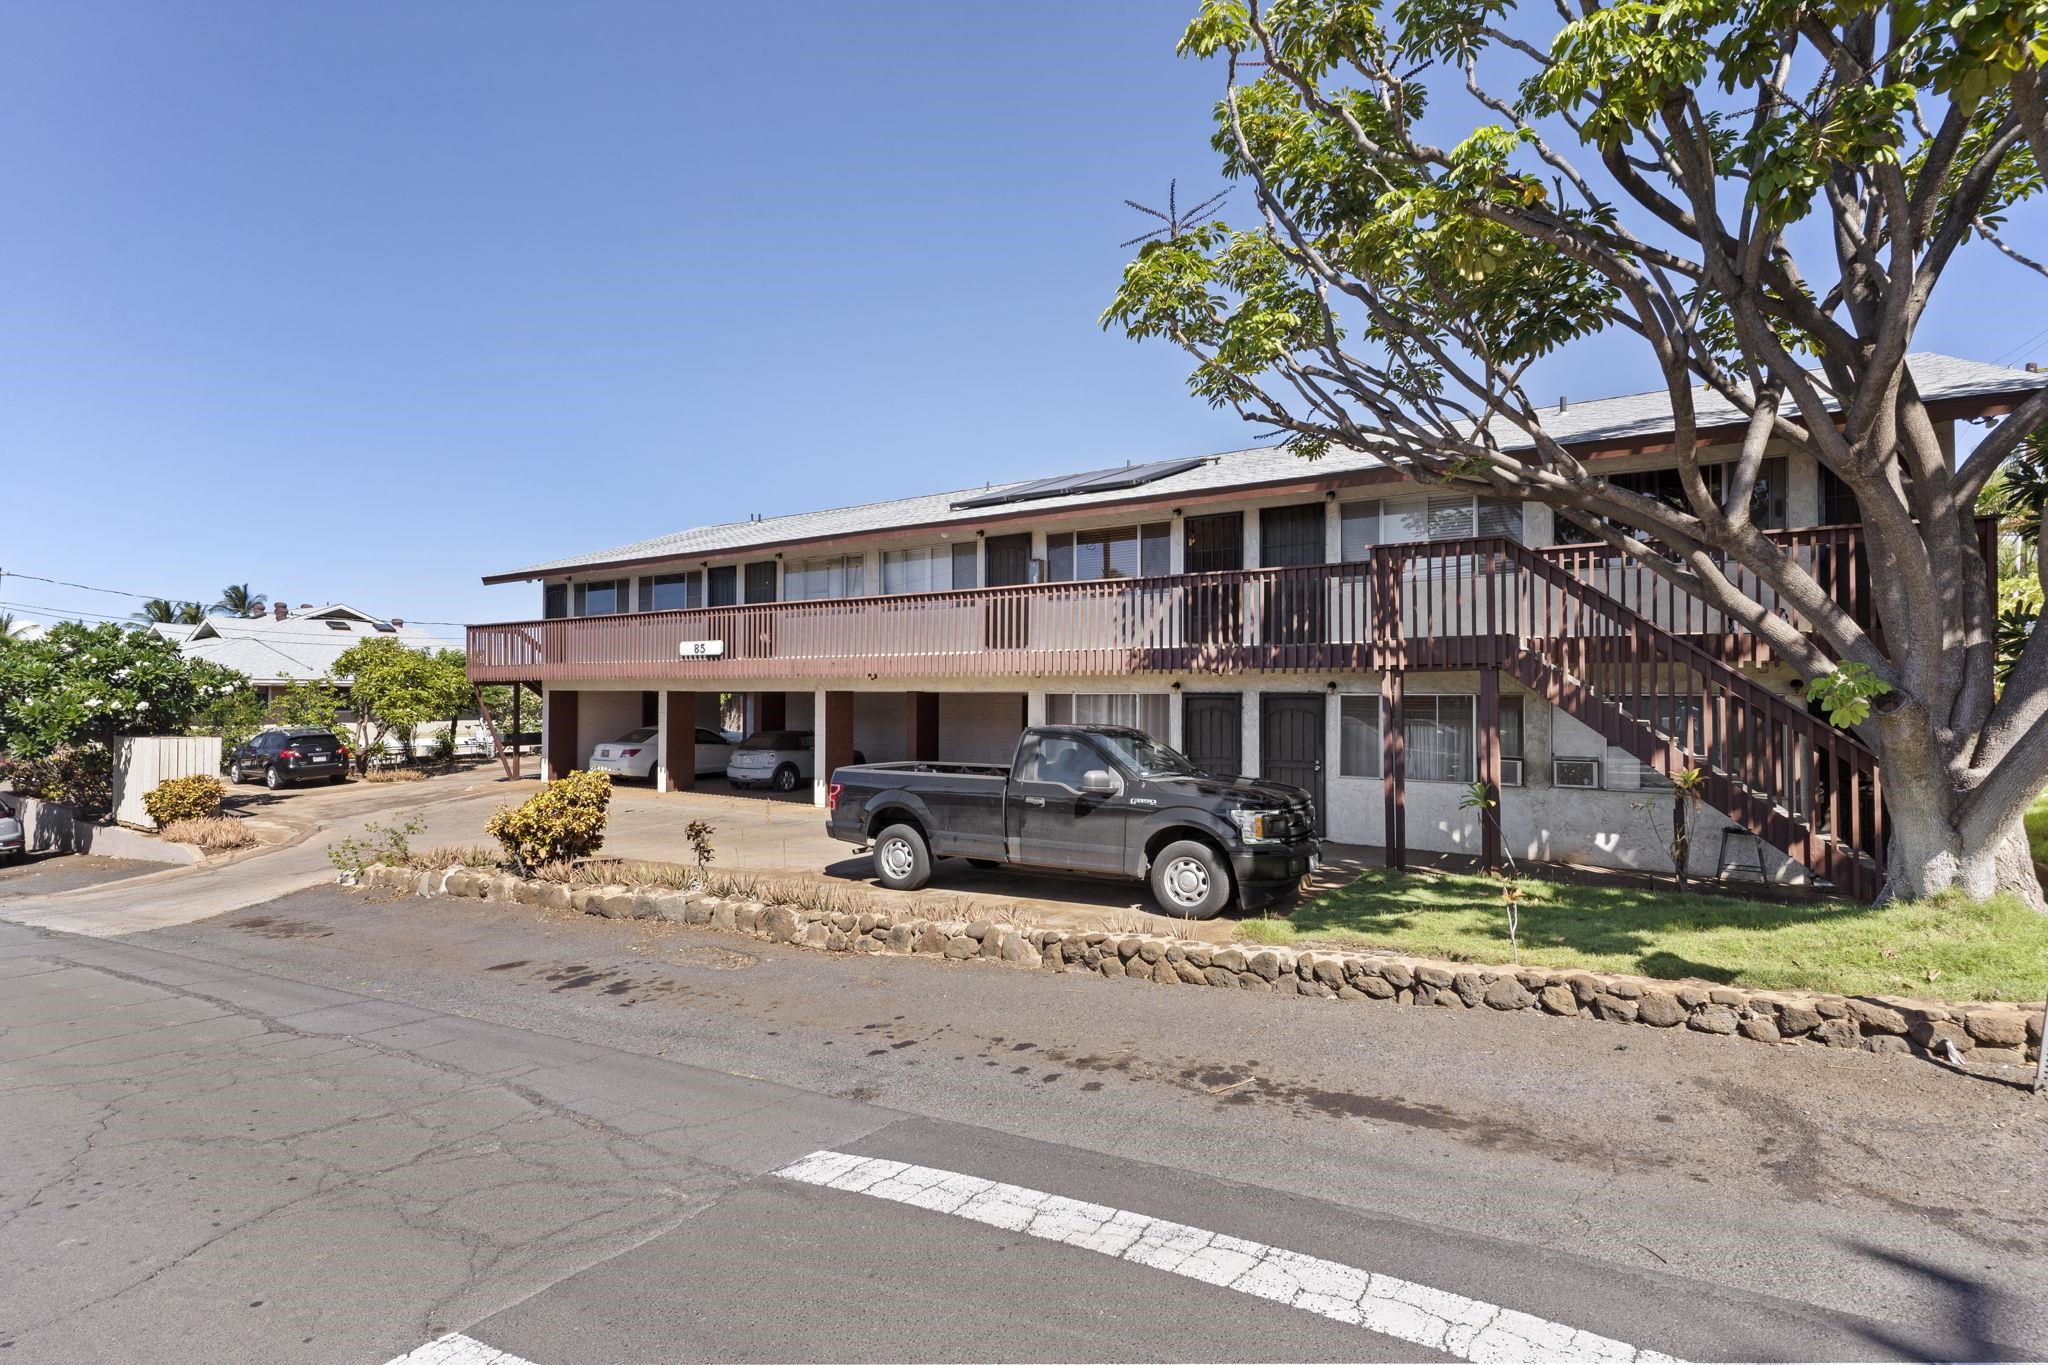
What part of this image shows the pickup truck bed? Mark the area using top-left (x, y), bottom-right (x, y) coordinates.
top-left (826, 724), bottom-right (1319, 917)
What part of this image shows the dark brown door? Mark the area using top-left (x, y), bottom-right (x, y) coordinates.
top-left (1183, 512), bottom-right (1243, 649)
top-left (744, 561), bottom-right (778, 603)
top-left (984, 533), bottom-right (1032, 648)
top-left (547, 689), bottom-right (580, 778)
top-left (1182, 693), bottom-right (1242, 778)
top-left (1260, 692), bottom-right (1326, 833)
top-left (1260, 502), bottom-right (1327, 649)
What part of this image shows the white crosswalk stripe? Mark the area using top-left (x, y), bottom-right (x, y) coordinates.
top-left (384, 1331), bottom-right (542, 1365)
top-left (775, 1149), bottom-right (1686, 1364)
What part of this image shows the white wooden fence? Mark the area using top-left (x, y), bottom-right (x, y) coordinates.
top-left (110, 736), bottom-right (223, 828)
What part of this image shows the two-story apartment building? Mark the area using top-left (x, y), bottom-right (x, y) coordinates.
top-left (466, 354), bottom-right (2046, 899)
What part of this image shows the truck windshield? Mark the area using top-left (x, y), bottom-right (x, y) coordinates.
top-left (1095, 733), bottom-right (1201, 778)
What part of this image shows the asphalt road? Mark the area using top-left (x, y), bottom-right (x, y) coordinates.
top-left (2, 884), bottom-right (2044, 1363)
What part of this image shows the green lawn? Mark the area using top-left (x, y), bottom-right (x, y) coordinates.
top-left (1239, 868), bottom-right (2048, 1002)
top-left (2028, 791), bottom-right (2048, 865)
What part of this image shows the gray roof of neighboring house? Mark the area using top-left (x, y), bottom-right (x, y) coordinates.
top-left (171, 604), bottom-right (449, 686)
top-left (491, 352), bottom-right (2044, 582)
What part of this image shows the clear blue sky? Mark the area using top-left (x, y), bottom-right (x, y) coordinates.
top-left (4, 1), bottom-right (2045, 638)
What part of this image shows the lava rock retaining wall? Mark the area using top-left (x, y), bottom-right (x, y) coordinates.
top-left (356, 864), bottom-right (2045, 1068)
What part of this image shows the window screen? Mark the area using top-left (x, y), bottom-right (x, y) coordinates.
top-left (882, 546), bottom-right (966, 595)
top-left (637, 572), bottom-right (702, 612)
top-left (572, 580), bottom-right (624, 616)
top-left (543, 583), bottom-right (568, 619)
top-left (1339, 695), bottom-right (1380, 777)
top-left (1403, 694), bottom-right (1476, 783)
top-left (1043, 693), bottom-right (1171, 738)
top-left (1045, 524), bottom-right (1173, 581)
top-left (1353, 495), bottom-right (1522, 550)
top-left (785, 556), bottom-right (864, 601)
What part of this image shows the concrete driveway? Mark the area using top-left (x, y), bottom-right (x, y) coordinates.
top-left (0, 767), bottom-right (520, 938)
top-left (583, 778), bottom-right (1367, 942)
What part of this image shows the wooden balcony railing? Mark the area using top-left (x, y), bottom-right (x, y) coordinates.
top-left (467, 520), bottom-right (1989, 684)
top-left (1535, 518), bottom-right (1999, 662)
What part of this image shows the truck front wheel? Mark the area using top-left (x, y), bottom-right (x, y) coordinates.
top-left (873, 823), bottom-right (933, 892)
top-left (1149, 840), bottom-right (1231, 919)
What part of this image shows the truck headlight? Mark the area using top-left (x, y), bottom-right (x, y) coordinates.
top-left (1232, 809), bottom-right (1277, 844)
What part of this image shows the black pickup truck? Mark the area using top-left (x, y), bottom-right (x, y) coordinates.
top-left (824, 724), bottom-right (1319, 918)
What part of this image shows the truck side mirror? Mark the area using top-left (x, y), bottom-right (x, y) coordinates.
top-left (1080, 769), bottom-right (1119, 797)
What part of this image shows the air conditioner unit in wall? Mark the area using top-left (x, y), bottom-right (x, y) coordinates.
top-left (1552, 756), bottom-right (1602, 789)
top-left (1499, 758), bottom-right (1523, 787)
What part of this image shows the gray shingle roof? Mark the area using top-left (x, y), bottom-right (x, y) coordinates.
top-left (171, 604), bottom-right (448, 686)
top-left (493, 353), bottom-right (2043, 581)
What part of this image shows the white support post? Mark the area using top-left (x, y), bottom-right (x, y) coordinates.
top-left (655, 690), bottom-right (672, 793)
top-left (813, 685), bottom-right (830, 807)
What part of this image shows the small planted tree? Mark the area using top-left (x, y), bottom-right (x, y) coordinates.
top-left (1460, 780), bottom-right (1523, 960)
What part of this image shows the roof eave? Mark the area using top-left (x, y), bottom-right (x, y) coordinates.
top-left (480, 381), bottom-right (2043, 586)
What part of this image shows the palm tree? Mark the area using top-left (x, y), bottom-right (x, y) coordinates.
top-left (136, 599), bottom-right (207, 624)
top-left (212, 584), bottom-right (267, 617)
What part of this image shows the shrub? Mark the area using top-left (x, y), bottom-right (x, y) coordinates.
top-left (142, 774), bottom-right (226, 827)
top-left (159, 816), bottom-right (256, 851)
top-left (327, 816), bottom-right (427, 879)
top-left (0, 746), bottom-right (115, 813)
top-left (485, 770), bottom-right (611, 873)
top-left (364, 767), bottom-right (426, 784)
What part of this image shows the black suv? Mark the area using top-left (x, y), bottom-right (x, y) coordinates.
top-left (226, 728), bottom-right (352, 789)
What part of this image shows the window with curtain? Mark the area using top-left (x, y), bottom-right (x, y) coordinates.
top-left (1340, 496), bottom-right (1523, 558)
top-left (882, 545), bottom-right (976, 595)
top-left (784, 556), bottom-right (864, 601)
top-left (1404, 694), bottom-right (1475, 782)
top-left (1339, 695), bottom-right (1380, 777)
top-left (1043, 692), bottom-right (1171, 739)
top-left (636, 572), bottom-right (703, 612)
top-left (1044, 523), bottom-right (1172, 581)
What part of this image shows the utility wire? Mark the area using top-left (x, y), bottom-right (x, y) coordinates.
top-left (0, 568), bottom-right (474, 628)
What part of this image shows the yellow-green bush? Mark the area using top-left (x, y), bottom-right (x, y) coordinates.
top-left (485, 770), bottom-right (612, 873)
top-left (142, 774), bottom-right (226, 827)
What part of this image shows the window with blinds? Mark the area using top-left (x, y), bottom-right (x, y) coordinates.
top-left (1044, 692), bottom-right (1171, 738)
top-left (1339, 495), bottom-right (1523, 558)
top-left (881, 544), bottom-right (976, 595)
top-left (1045, 523), bottom-right (1172, 581)
top-left (785, 556), bottom-right (865, 601)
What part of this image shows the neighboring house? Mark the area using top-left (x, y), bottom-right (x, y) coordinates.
top-left (161, 603), bottom-right (447, 706)
top-left (466, 354), bottom-right (2047, 896)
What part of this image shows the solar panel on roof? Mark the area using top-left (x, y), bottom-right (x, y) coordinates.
top-left (949, 456), bottom-right (1207, 510)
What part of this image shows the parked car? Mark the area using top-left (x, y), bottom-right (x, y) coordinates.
top-left (226, 728), bottom-right (351, 789)
top-left (825, 724), bottom-right (1319, 918)
top-left (726, 730), bottom-right (817, 792)
top-left (0, 795), bottom-right (22, 864)
top-left (588, 727), bottom-right (739, 781)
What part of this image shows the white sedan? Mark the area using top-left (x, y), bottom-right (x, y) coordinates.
top-left (589, 728), bottom-right (738, 781)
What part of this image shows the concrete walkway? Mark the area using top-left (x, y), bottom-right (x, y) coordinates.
top-left (0, 769), bottom-right (518, 938)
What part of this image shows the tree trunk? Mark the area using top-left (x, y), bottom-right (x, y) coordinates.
top-left (1879, 772), bottom-right (2046, 908)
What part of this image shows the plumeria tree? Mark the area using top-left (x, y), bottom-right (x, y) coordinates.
top-left (0, 621), bottom-right (249, 756)
top-left (1107, 0), bottom-right (2048, 903)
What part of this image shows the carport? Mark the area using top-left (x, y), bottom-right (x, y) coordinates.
top-left (541, 685), bottom-right (1025, 806)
